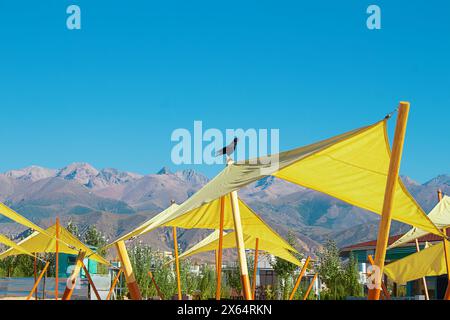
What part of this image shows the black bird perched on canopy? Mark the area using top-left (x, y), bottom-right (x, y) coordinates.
top-left (216, 137), bottom-right (239, 157)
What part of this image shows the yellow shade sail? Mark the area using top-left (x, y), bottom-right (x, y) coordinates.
top-left (0, 234), bottom-right (34, 257)
top-left (174, 230), bottom-right (301, 266)
top-left (107, 196), bottom-right (296, 253)
top-left (0, 224), bottom-right (109, 265)
top-left (389, 196), bottom-right (450, 249)
top-left (0, 203), bottom-right (48, 235)
top-left (384, 240), bottom-right (447, 284)
top-left (150, 120), bottom-right (441, 237)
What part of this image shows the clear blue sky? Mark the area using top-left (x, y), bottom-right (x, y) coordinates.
top-left (0, 1), bottom-right (448, 182)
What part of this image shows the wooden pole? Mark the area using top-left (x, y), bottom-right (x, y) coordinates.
top-left (229, 189), bottom-right (252, 300)
top-left (26, 261), bottom-right (50, 300)
top-left (106, 269), bottom-right (123, 300)
top-left (437, 189), bottom-right (450, 300)
top-left (368, 102), bottom-right (410, 300)
top-left (34, 253), bottom-right (38, 300)
top-left (173, 226), bottom-right (182, 300)
top-left (443, 237), bottom-right (450, 300)
top-left (148, 271), bottom-right (165, 300)
top-left (215, 250), bottom-right (218, 274)
top-left (216, 196), bottom-right (225, 300)
top-left (115, 240), bottom-right (142, 300)
top-left (368, 255), bottom-right (390, 299)
top-left (42, 268), bottom-right (47, 300)
top-left (82, 261), bottom-right (102, 300)
top-left (62, 251), bottom-right (86, 300)
top-left (55, 216), bottom-right (60, 300)
top-left (289, 256), bottom-right (310, 300)
top-left (414, 239), bottom-right (430, 300)
top-left (303, 273), bottom-right (318, 300)
top-left (252, 238), bottom-right (259, 300)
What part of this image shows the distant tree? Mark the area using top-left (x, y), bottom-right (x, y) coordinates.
top-left (317, 239), bottom-right (345, 299)
top-left (270, 231), bottom-right (303, 299)
top-left (81, 225), bottom-right (108, 274)
top-left (66, 220), bottom-right (80, 238)
top-left (224, 261), bottom-right (242, 294)
top-left (83, 225), bottom-right (107, 249)
top-left (0, 254), bottom-right (16, 277)
top-left (0, 234), bottom-right (36, 277)
top-left (343, 253), bottom-right (363, 297)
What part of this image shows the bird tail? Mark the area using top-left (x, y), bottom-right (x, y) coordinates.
top-left (215, 149), bottom-right (224, 156)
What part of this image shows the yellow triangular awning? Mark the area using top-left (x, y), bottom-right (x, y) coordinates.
top-left (0, 203), bottom-right (48, 235)
top-left (107, 196), bottom-right (296, 253)
top-left (0, 224), bottom-right (109, 265)
top-left (174, 230), bottom-right (301, 266)
top-left (384, 240), bottom-right (447, 284)
top-left (152, 120), bottom-right (441, 237)
top-left (0, 234), bottom-right (34, 257)
top-left (389, 196), bottom-right (450, 249)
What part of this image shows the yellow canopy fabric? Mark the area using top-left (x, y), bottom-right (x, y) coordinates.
top-left (107, 196), bottom-right (296, 253)
top-left (174, 230), bottom-right (301, 266)
top-left (384, 240), bottom-right (447, 284)
top-left (0, 234), bottom-right (34, 257)
top-left (149, 120), bottom-right (441, 237)
top-left (0, 203), bottom-right (48, 235)
top-left (389, 196), bottom-right (450, 249)
top-left (0, 224), bottom-right (109, 265)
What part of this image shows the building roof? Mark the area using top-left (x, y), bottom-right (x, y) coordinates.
top-left (340, 229), bottom-right (450, 252)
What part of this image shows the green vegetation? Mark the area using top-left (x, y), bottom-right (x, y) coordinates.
top-left (270, 231), bottom-right (304, 300)
top-left (317, 239), bottom-right (363, 300)
top-left (127, 243), bottom-right (223, 299)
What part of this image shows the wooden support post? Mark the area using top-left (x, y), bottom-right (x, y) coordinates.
top-left (368, 255), bottom-right (390, 299)
top-left (437, 189), bottom-right (450, 300)
top-left (34, 253), bottom-right (38, 300)
top-left (252, 238), bottom-right (259, 300)
top-left (26, 261), bottom-right (50, 300)
top-left (443, 236), bottom-right (450, 300)
top-left (82, 262), bottom-right (101, 300)
top-left (368, 102), bottom-right (410, 300)
top-left (216, 196), bottom-right (225, 300)
top-left (62, 251), bottom-right (86, 300)
top-left (230, 189), bottom-right (252, 300)
top-left (289, 256), bottom-right (310, 300)
top-left (115, 240), bottom-right (142, 300)
top-left (106, 269), bottom-right (123, 300)
top-left (55, 216), bottom-right (60, 300)
top-left (42, 268), bottom-right (47, 300)
top-left (303, 273), bottom-right (318, 300)
top-left (148, 271), bottom-right (165, 300)
top-left (414, 239), bottom-right (429, 300)
top-left (173, 226), bottom-right (182, 300)
top-left (215, 250), bottom-right (218, 275)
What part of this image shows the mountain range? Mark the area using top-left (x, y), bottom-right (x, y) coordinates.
top-left (0, 163), bottom-right (448, 257)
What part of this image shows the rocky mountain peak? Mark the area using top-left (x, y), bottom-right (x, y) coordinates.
top-left (4, 165), bottom-right (57, 182)
top-left (174, 169), bottom-right (209, 186)
top-left (425, 174), bottom-right (450, 187)
top-left (57, 162), bottom-right (100, 186)
top-left (157, 166), bottom-right (172, 175)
